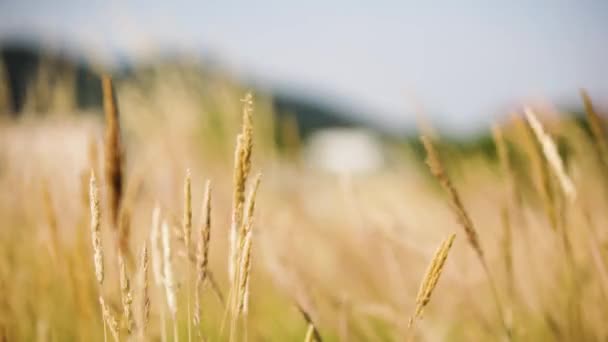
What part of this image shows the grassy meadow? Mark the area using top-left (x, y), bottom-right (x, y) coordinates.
top-left (1, 64), bottom-right (607, 341)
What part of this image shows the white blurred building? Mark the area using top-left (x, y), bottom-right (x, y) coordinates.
top-left (305, 128), bottom-right (383, 174)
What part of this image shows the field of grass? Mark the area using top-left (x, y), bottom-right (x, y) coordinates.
top-left (1, 66), bottom-right (607, 341)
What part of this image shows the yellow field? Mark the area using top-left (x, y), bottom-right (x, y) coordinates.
top-left (0, 68), bottom-right (607, 341)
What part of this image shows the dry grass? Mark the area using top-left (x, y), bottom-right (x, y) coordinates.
top-left (2, 66), bottom-right (608, 341)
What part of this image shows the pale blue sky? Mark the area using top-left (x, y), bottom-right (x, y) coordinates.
top-left (1, 1), bottom-right (607, 133)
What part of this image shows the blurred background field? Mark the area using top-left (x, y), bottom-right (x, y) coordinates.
top-left (1, 2), bottom-right (608, 342)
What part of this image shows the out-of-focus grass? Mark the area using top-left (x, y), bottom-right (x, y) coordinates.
top-left (1, 63), bottom-right (608, 341)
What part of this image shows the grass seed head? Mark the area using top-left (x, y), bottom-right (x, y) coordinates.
top-left (89, 171), bottom-right (104, 285)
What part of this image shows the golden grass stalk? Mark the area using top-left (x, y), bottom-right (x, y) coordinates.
top-left (500, 206), bottom-right (514, 299)
top-left (410, 233), bottom-right (455, 322)
top-left (243, 173), bottom-right (262, 237)
top-left (239, 173), bottom-right (261, 315)
top-left (237, 231), bottom-right (253, 316)
top-left (492, 125), bottom-right (516, 299)
top-left (89, 172), bottom-right (104, 285)
top-left (492, 125), bottom-right (517, 206)
top-left (183, 169), bottom-right (193, 249)
top-left (581, 89), bottom-right (608, 167)
top-left (229, 173), bottom-right (261, 341)
top-left (230, 135), bottom-right (246, 282)
top-left (117, 206), bottom-right (132, 265)
top-left (296, 303), bottom-right (322, 342)
top-left (421, 135), bottom-right (511, 340)
top-left (229, 93), bottom-right (254, 282)
top-left (581, 89), bottom-right (608, 203)
top-left (139, 242), bottom-right (150, 339)
top-left (240, 93), bottom-right (254, 179)
top-left (304, 324), bottom-right (315, 342)
top-left (90, 171), bottom-right (109, 341)
top-left (118, 252), bottom-right (134, 334)
top-left (150, 206), bottom-right (163, 287)
top-left (161, 220), bottom-right (178, 341)
top-left (149, 206), bottom-right (167, 342)
top-left (182, 169), bottom-right (193, 342)
top-left (41, 180), bottom-right (60, 262)
top-left (524, 108), bottom-right (577, 202)
top-left (512, 113), bottom-right (558, 230)
top-left (99, 296), bottom-right (120, 342)
top-left (102, 74), bottom-right (123, 229)
top-left (194, 180), bottom-right (212, 329)
top-left (421, 136), bottom-right (483, 259)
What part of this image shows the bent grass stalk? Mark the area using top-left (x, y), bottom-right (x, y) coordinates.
top-left (512, 113), bottom-right (558, 231)
top-left (296, 303), bottom-right (322, 342)
top-left (524, 108), bottom-right (576, 202)
top-left (421, 135), bottom-right (512, 340)
top-left (407, 233), bottom-right (455, 338)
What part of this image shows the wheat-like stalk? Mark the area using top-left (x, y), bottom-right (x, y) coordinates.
top-left (161, 221), bottom-right (178, 318)
top-left (411, 233), bottom-right (455, 322)
top-left (229, 93), bottom-right (254, 282)
top-left (581, 89), bottom-right (608, 166)
top-left (421, 136), bottom-right (483, 259)
top-left (238, 231), bottom-right (253, 316)
top-left (99, 296), bottom-right (120, 342)
top-left (89, 172), bottom-right (104, 285)
top-left (150, 206), bottom-right (163, 287)
top-left (117, 206), bottom-right (132, 264)
top-left (240, 92), bottom-right (254, 179)
top-left (512, 113), bottom-right (558, 230)
top-left (524, 108), bottom-right (577, 202)
top-left (90, 171), bottom-right (109, 342)
top-left (421, 135), bottom-right (511, 340)
top-left (239, 173), bottom-right (261, 315)
top-left (230, 135), bottom-right (246, 282)
top-left (492, 125), bottom-right (516, 298)
top-left (500, 206), bottom-right (514, 298)
top-left (183, 169), bottom-right (193, 250)
top-left (118, 252), bottom-right (134, 334)
top-left (182, 169), bottom-right (193, 342)
top-left (491, 124), bottom-right (519, 208)
top-left (194, 180), bottom-right (212, 328)
top-left (101, 74), bottom-right (123, 229)
top-left (296, 303), bottom-right (322, 342)
top-left (149, 205), bottom-right (167, 342)
top-left (139, 242), bottom-right (149, 339)
top-left (243, 173), bottom-right (262, 238)
top-left (304, 324), bottom-right (315, 342)
top-left (161, 220), bottom-right (179, 342)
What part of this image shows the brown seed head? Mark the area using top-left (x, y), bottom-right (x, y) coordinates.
top-left (102, 74), bottom-right (123, 229)
top-left (421, 136), bottom-right (483, 258)
top-left (413, 233), bottom-right (456, 319)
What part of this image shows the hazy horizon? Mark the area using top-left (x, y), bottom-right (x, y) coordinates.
top-left (1, 1), bottom-right (607, 133)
